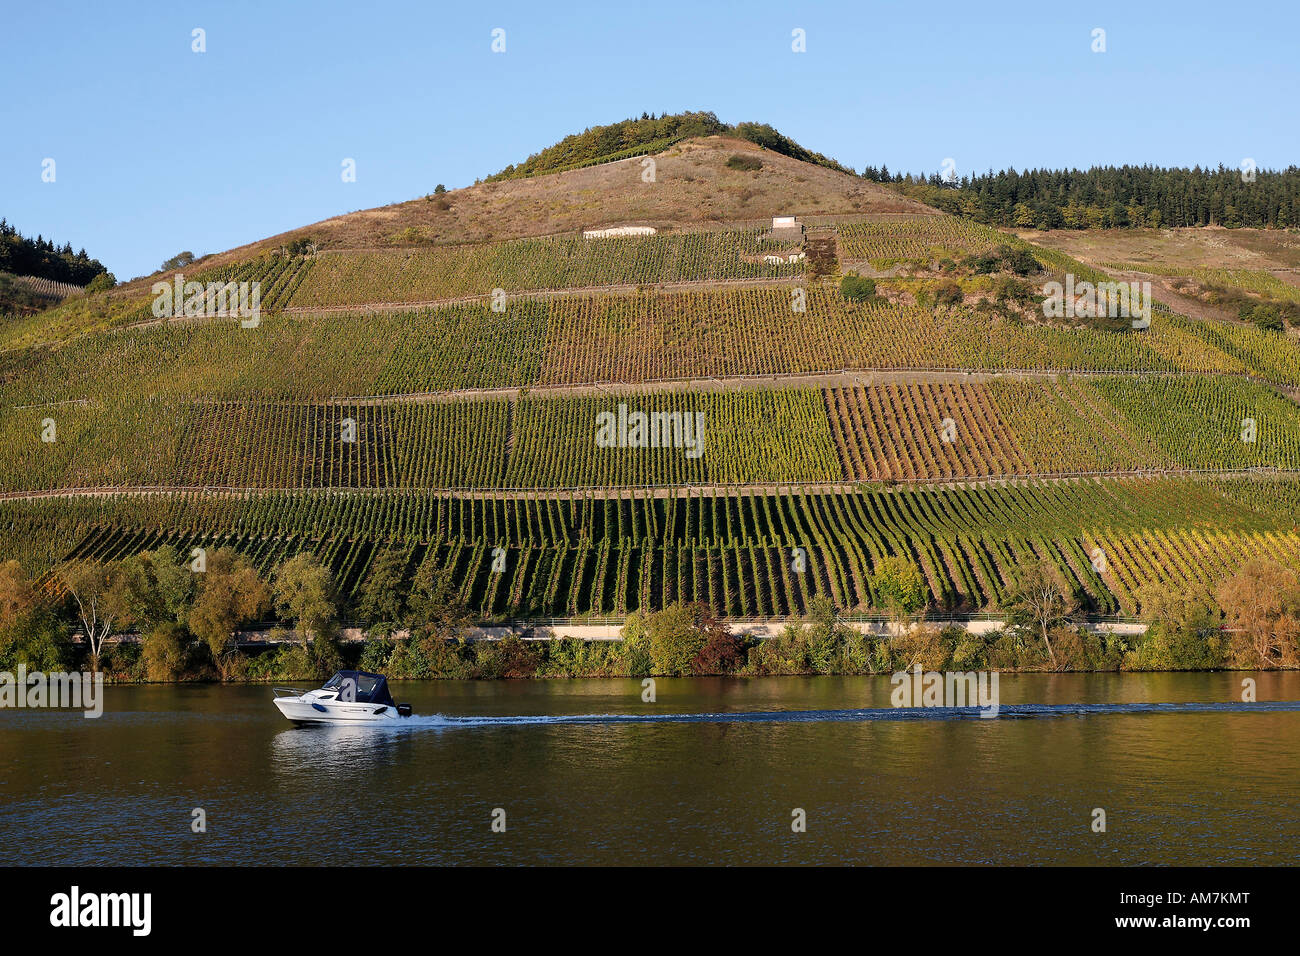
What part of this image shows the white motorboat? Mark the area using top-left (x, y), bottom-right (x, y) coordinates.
top-left (273, 670), bottom-right (413, 724)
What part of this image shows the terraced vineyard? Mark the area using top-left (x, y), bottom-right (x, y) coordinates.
top-left (12, 281), bottom-right (1300, 415)
top-left (4, 373), bottom-right (1300, 494)
top-left (836, 215), bottom-right (1007, 265)
top-left (4, 477), bottom-right (1296, 619)
top-left (4, 172), bottom-right (1300, 629)
top-left (292, 228), bottom-right (804, 307)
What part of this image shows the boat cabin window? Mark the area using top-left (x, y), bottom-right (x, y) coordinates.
top-left (322, 671), bottom-right (395, 706)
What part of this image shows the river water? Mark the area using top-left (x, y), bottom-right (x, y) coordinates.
top-left (3, 672), bottom-right (1298, 865)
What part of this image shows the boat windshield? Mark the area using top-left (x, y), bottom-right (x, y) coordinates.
top-left (322, 671), bottom-right (395, 706)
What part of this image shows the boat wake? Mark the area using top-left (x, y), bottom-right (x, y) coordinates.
top-left (392, 700), bottom-right (1300, 729)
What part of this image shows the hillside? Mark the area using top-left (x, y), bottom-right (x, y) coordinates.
top-left (2, 117), bottom-right (1299, 640)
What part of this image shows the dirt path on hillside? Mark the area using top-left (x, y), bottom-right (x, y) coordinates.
top-left (1, 467), bottom-right (1292, 504)
top-left (146, 366), bottom-right (1286, 408)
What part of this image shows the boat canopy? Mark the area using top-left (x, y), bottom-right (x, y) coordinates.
top-left (323, 670), bottom-right (396, 706)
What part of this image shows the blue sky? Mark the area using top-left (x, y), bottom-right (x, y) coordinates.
top-left (2, 0), bottom-right (1295, 280)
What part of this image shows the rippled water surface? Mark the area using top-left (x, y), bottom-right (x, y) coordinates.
top-left (3, 672), bottom-right (1298, 865)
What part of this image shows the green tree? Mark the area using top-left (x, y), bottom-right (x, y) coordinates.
top-left (1004, 559), bottom-right (1077, 666)
top-left (143, 622), bottom-right (190, 681)
top-left (647, 602), bottom-right (711, 676)
top-left (188, 550), bottom-right (269, 679)
top-left (840, 273), bottom-right (877, 302)
top-left (273, 552), bottom-right (338, 645)
top-left (147, 545), bottom-right (198, 624)
top-left (406, 556), bottom-right (471, 637)
top-left (59, 559), bottom-right (136, 671)
top-left (86, 271), bottom-right (116, 292)
top-left (870, 556), bottom-right (927, 626)
top-left (160, 250), bottom-right (195, 272)
top-left (357, 547), bottom-right (409, 627)
top-left (0, 559), bottom-right (37, 629)
top-left (0, 607), bottom-right (67, 671)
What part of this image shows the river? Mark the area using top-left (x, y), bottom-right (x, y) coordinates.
top-left (3, 672), bottom-right (1298, 865)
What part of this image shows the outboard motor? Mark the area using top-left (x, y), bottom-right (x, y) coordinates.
top-left (396, 703), bottom-right (413, 717)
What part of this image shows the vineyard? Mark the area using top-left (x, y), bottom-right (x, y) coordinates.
top-left (2, 375), bottom-right (1298, 493)
top-left (9, 284), bottom-right (1300, 415)
top-left (3, 199), bottom-right (1300, 628)
top-left (836, 215), bottom-right (1008, 265)
top-left (1103, 264), bottom-right (1300, 305)
top-left (292, 229), bottom-right (804, 307)
top-left (10, 274), bottom-right (85, 300)
top-left (2, 477), bottom-right (1295, 619)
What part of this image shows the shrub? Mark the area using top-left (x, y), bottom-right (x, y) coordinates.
top-left (891, 625), bottom-right (950, 671)
top-left (870, 556), bottom-right (927, 623)
top-left (726, 154), bottom-right (763, 171)
top-left (617, 612), bottom-right (654, 676)
top-left (932, 279), bottom-right (964, 307)
top-left (474, 635), bottom-right (541, 679)
top-left (1124, 623), bottom-right (1225, 671)
top-left (86, 271), bottom-right (116, 292)
top-left (143, 622), bottom-right (190, 681)
top-left (840, 273), bottom-right (877, 302)
top-left (357, 635), bottom-right (395, 673)
top-left (647, 602), bottom-right (713, 676)
top-left (692, 627), bottom-right (746, 674)
top-left (0, 607), bottom-right (67, 671)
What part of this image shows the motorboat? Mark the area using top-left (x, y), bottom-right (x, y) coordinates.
top-left (273, 670), bottom-right (413, 724)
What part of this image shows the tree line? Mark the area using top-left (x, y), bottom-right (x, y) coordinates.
top-left (1, 547), bottom-right (1296, 682)
top-left (0, 219), bottom-right (113, 286)
top-left (860, 165), bottom-right (1300, 230)
top-left (485, 111), bottom-right (850, 182)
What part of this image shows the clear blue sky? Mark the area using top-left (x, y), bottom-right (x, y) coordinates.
top-left (2, 0), bottom-right (1295, 280)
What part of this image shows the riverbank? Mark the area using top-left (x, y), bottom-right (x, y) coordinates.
top-left (49, 611), bottom-right (1286, 684)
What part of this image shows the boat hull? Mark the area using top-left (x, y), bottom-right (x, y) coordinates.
top-left (273, 696), bottom-right (404, 724)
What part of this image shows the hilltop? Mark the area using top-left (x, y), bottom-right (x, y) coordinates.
top-left (483, 111), bottom-right (853, 181)
top-left (1, 129), bottom-right (931, 349)
top-left (204, 132), bottom-right (925, 268)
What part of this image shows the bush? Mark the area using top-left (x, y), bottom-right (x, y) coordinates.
top-left (539, 637), bottom-right (622, 678)
top-left (143, 622), bottom-right (190, 681)
top-left (102, 642), bottom-right (145, 682)
top-left (870, 556), bottom-right (927, 622)
top-left (474, 635), bottom-right (541, 679)
top-left (1124, 623), bottom-right (1225, 671)
top-left (357, 635), bottom-right (395, 673)
top-left (1247, 305), bottom-right (1284, 332)
top-left (726, 154), bottom-right (763, 171)
top-left (86, 271), bottom-right (116, 293)
top-left (390, 634), bottom-right (475, 679)
top-left (647, 603), bottom-right (712, 676)
top-left (891, 625), bottom-right (950, 671)
top-left (617, 613), bottom-right (654, 676)
top-left (932, 279), bottom-right (964, 307)
top-left (840, 273), bottom-right (877, 302)
top-left (0, 608), bottom-right (67, 671)
top-left (964, 244), bottom-right (1041, 276)
top-left (692, 627), bottom-right (746, 674)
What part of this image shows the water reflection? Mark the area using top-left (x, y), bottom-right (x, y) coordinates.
top-left (3, 672), bottom-right (1298, 866)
